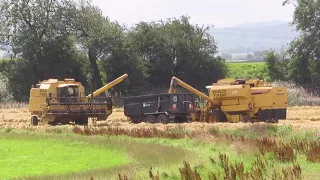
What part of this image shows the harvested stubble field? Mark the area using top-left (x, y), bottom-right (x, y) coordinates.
top-left (1, 106), bottom-right (320, 132)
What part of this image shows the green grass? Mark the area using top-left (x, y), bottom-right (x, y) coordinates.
top-left (0, 58), bottom-right (12, 61)
top-left (227, 61), bottom-right (268, 80)
top-left (0, 134), bottom-right (128, 179)
top-left (1, 124), bottom-right (320, 179)
top-left (0, 129), bottom-right (190, 180)
top-left (105, 125), bottom-right (320, 179)
top-left (102, 124), bottom-right (320, 180)
top-left (131, 136), bottom-right (258, 179)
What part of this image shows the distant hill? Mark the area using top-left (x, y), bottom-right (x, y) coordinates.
top-left (0, 51), bottom-right (10, 59)
top-left (0, 51), bottom-right (5, 58)
top-left (210, 21), bottom-right (299, 54)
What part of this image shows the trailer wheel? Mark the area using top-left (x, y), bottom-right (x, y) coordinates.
top-left (31, 116), bottom-right (39, 126)
top-left (157, 114), bottom-right (169, 124)
top-left (144, 115), bottom-right (156, 124)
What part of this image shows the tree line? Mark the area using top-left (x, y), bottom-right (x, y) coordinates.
top-left (0, 0), bottom-right (227, 101)
top-left (0, 0), bottom-right (319, 102)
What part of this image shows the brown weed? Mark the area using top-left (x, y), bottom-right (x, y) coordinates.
top-left (179, 161), bottom-right (201, 180)
top-left (275, 142), bottom-right (296, 163)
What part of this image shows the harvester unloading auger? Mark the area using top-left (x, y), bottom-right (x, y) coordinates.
top-left (168, 77), bottom-right (287, 123)
top-left (29, 74), bottom-right (129, 126)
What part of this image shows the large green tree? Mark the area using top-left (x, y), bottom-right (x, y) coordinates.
top-left (0, 0), bottom-right (65, 85)
top-left (1, 35), bottom-right (88, 101)
top-left (283, 0), bottom-right (320, 85)
top-left (0, 0), bottom-right (89, 101)
top-left (129, 16), bottom-right (227, 92)
top-left (264, 50), bottom-right (289, 82)
top-left (61, 0), bottom-right (125, 91)
top-left (101, 26), bottom-right (148, 96)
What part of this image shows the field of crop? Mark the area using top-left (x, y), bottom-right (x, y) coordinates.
top-left (1, 105), bottom-right (320, 179)
top-left (227, 62), bottom-right (268, 80)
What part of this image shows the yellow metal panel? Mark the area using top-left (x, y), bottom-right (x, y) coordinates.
top-left (221, 104), bottom-right (249, 112)
top-left (216, 78), bottom-right (235, 84)
top-left (226, 114), bottom-right (241, 123)
top-left (272, 87), bottom-right (288, 108)
top-left (29, 97), bottom-right (46, 112)
top-left (222, 99), bottom-right (239, 105)
top-left (40, 84), bottom-right (51, 89)
top-left (252, 94), bottom-right (273, 107)
top-left (211, 85), bottom-right (252, 101)
top-left (211, 84), bottom-right (244, 90)
top-left (30, 88), bottom-right (40, 97)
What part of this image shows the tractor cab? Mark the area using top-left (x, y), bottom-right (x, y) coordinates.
top-left (57, 84), bottom-right (80, 103)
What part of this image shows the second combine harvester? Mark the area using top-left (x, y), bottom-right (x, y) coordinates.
top-left (168, 77), bottom-right (287, 123)
top-left (29, 74), bottom-right (129, 126)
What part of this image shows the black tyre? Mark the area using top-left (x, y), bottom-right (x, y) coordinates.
top-left (129, 117), bottom-right (141, 124)
top-left (213, 110), bottom-right (227, 122)
top-left (269, 116), bottom-right (279, 123)
top-left (242, 114), bottom-right (252, 123)
top-left (31, 116), bottom-right (39, 126)
top-left (207, 113), bottom-right (216, 123)
top-left (186, 116), bottom-right (193, 123)
top-left (77, 117), bottom-right (89, 125)
top-left (268, 110), bottom-right (279, 123)
top-left (157, 114), bottom-right (169, 124)
top-left (144, 115), bottom-right (156, 124)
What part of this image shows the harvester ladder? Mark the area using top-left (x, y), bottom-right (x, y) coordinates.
top-left (200, 106), bottom-right (207, 122)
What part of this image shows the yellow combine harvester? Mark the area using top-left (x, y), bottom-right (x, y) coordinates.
top-left (29, 74), bottom-right (129, 126)
top-left (168, 77), bottom-right (287, 123)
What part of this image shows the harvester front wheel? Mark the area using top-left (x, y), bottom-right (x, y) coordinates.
top-left (207, 113), bottom-right (217, 123)
top-left (213, 110), bottom-right (227, 122)
top-left (31, 116), bottom-right (39, 126)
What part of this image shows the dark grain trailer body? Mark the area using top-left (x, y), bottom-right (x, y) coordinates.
top-left (123, 93), bottom-right (196, 124)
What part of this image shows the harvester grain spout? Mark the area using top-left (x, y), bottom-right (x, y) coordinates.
top-left (168, 76), bottom-right (215, 105)
top-left (86, 74), bottom-right (129, 98)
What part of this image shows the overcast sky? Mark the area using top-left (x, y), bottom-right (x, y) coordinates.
top-left (91, 0), bottom-right (295, 28)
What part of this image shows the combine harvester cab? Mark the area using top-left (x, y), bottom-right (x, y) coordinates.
top-left (168, 77), bottom-right (288, 123)
top-left (29, 74), bottom-right (129, 126)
